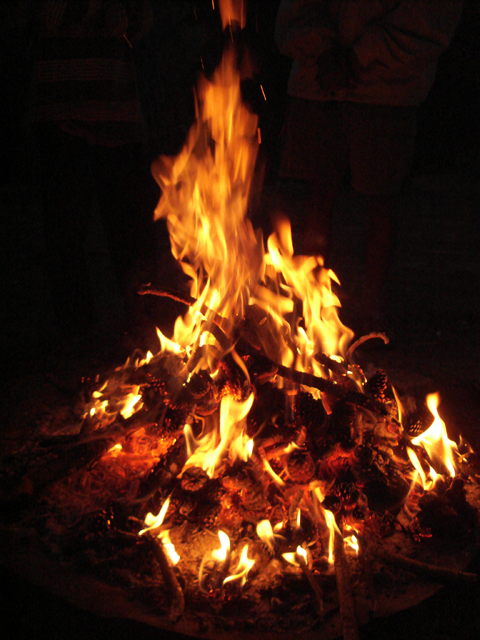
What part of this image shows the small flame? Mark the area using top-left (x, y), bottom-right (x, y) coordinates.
top-left (411, 393), bottom-right (457, 477)
top-left (107, 443), bottom-right (123, 457)
top-left (282, 545), bottom-right (308, 567)
top-left (261, 457), bottom-right (286, 487)
top-left (161, 530), bottom-right (180, 565)
top-left (139, 497), bottom-right (180, 565)
top-left (312, 487), bottom-right (340, 565)
top-left (323, 508), bottom-right (340, 565)
top-left (344, 535), bottom-right (359, 555)
top-left (211, 530), bottom-right (231, 564)
top-left (140, 497), bottom-right (171, 535)
top-left (119, 385), bottom-right (142, 419)
top-left (223, 544), bottom-right (255, 587)
top-left (199, 530), bottom-right (231, 591)
top-left (256, 519), bottom-right (285, 553)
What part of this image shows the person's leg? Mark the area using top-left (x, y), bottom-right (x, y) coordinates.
top-left (363, 192), bottom-right (398, 314)
top-left (276, 98), bottom-right (348, 260)
top-left (94, 142), bottom-right (160, 342)
top-left (37, 124), bottom-right (96, 341)
top-left (348, 103), bottom-right (417, 319)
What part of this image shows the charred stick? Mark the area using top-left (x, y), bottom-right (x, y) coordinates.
top-left (289, 488), bottom-right (304, 533)
top-left (334, 531), bottom-right (360, 640)
top-left (299, 560), bottom-right (324, 621)
top-left (138, 284), bottom-right (196, 306)
top-left (314, 352), bottom-right (347, 375)
top-left (276, 364), bottom-right (343, 397)
top-left (346, 333), bottom-right (389, 363)
top-left (375, 548), bottom-right (478, 585)
top-left (138, 285), bottom-right (232, 334)
top-left (145, 533), bottom-right (185, 621)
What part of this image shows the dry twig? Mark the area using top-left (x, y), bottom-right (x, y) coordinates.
top-left (145, 533), bottom-right (185, 621)
top-left (375, 548), bottom-right (478, 585)
top-left (334, 532), bottom-right (360, 640)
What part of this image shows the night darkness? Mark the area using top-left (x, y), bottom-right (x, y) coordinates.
top-left (1, 2), bottom-right (480, 639)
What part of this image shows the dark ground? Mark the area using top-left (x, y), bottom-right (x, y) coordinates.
top-left (1, 2), bottom-right (480, 639)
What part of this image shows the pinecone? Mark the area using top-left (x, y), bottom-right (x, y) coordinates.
top-left (142, 376), bottom-right (167, 410)
top-left (366, 369), bottom-right (389, 402)
top-left (163, 404), bottom-right (189, 432)
top-left (287, 450), bottom-right (316, 484)
top-left (192, 501), bottom-right (222, 528)
top-left (180, 466), bottom-right (209, 493)
top-left (187, 370), bottom-right (214, 400)
top-left (294, 390), bottom-right (326, 431)
top-left (241, 485), bottom-right (267, 512)
top-left (328, 481), bottom-right (359, 511)
top-left (404, 406), bottom-right (432, 438)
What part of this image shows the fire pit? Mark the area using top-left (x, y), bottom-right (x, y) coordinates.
top-left (1, 5), bottom-right (479, 640)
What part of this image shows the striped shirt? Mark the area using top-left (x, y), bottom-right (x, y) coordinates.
top-left (30, 0), bottom-right (152, 146)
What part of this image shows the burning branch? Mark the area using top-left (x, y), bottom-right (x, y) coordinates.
top-left (346, 333), bottom-right (389, 363)
top-left (145, 533), bottom-right (185, 621)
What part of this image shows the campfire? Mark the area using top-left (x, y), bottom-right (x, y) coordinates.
top-left (1, 4), bottom-right (479, 640)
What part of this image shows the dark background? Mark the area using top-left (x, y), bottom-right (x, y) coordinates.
top-left (1, 1), bottom-right (480, 639)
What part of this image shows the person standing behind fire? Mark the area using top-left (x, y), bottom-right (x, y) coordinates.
top-left (275, 0), bottom-right (464, 329)
top-left (26, 0), bottom-right (157, 351)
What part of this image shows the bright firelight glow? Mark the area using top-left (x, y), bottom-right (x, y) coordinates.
top-left (411, 393), bottom-right (458, 477)
top-left (223, 545), bottom-right (255, 587)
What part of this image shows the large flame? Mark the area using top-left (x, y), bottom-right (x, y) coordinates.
top-left (151, 26), bottom-right (352, 377)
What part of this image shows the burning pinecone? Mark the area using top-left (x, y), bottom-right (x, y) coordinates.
top-left (404, 406), bottom-right (432, 438)
top-left (192, 501), bottom-right (222, 528)
top-left (162, 404), bottom-right (190, 433)
top-left (294, 390), bottom-right (326, 432)
top-left (217, 354), bottom-right (246, 399)
top-left (287, 450), bottom-right (316, 484)
top-left (241, 485), bottom-right (268, 513)
top-left (323, 477), bottom-right (359, 515)
top-left (180, 466), bottom-right (209, 493)
top-left (365, 369), bottom-right (389, 402)
top-left (187, 370), bottom-right (214, 400)
top-left (141, 375), bottom-right (167, 410)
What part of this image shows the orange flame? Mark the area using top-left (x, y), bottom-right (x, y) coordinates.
top-left (411, 393), bottom-right (457, 477)
top-left (282, 545), bottom-right (308, 567)
top-left (183, 392), bottom-right (254, 477)
top-left (256, 519), bottom-right (285, 553)
top-left (223, 544), bottom-right (255, 587)
top-left (211, 530), bottom-right (231, 564)
top-left (139, 497), bottom-right (180, 565)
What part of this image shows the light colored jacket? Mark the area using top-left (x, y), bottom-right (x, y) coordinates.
top-left (275, 0), bottom-right (464, 105)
